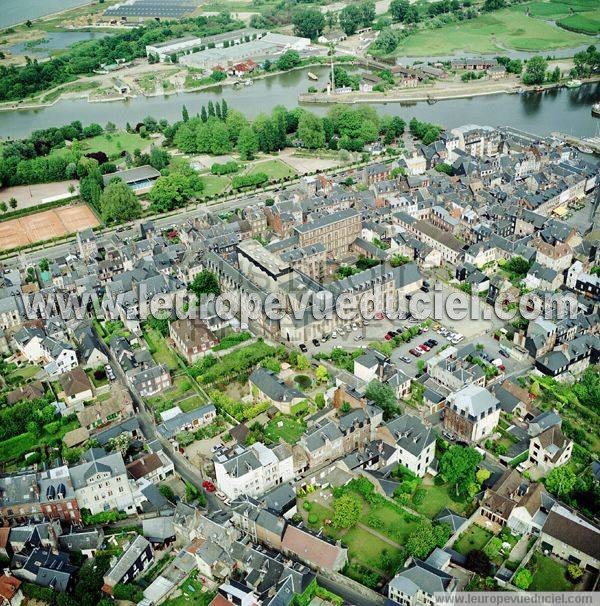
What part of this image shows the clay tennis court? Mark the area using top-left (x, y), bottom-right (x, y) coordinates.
top-left (0, 204), bottom-right (100, 251)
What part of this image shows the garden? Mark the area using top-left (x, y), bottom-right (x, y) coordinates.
top-left (264, 415), bottom-right (307, 445)
top-left (515, 552), bottom-right (580, 591)
top-left (143, 325), bottom-right (182, 371)
top-left (453, 524), bottom-right (495, 556)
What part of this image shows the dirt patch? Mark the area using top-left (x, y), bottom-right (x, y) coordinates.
top-left (0, 180), bottom-right (79, 209)
top-left (0, 204), bottom-right (100, 251)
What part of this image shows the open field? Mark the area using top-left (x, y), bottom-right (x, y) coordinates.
top-left (245, 158), bottom-right (297, 180)
top-left (0, 204), bottom-right (99, 251)
top-left (201, 174), bottom-right (231, 197)
top-left (557, 12), bottom-right (600, 34)
top-left (0, 180), bottom-right (78, 210)
top-left (390, 7), bottom-right (593, 56)
top-left (51, 132), bottom-right (149, 160)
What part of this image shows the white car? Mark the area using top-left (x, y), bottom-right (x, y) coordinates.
top-left (216, 491), bottom-right (227, 501)
top-left (331, 331), bottom-right (338, 339)
top-left (351, 323), bottom-right (358, 331)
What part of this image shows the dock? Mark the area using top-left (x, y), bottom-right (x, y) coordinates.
top-left (551, 132), bottom-right (600, 154)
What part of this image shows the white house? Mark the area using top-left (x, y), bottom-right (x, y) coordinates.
top-left (69, 449), bottom-right (137, 515)
top-left (213, 442), bottom-right (294, 500)
top-left (381, 414), bottom-right (436, 477)
top-left (443, 384), bottom-right (500, 442)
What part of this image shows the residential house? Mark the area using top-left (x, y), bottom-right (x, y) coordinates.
top-left (380, 414), bottom-right (436, 477)
top-left (69, 449), bottom-right (137, 515)
top-left (443, 385), bottom-right (500, 442)
top-left (388, 549), bottom-right (456, 606)
top-left (103, 535), bottom-right (153, 593)
top-left (527, 426), bottom-right (573, 474)
top-left (58, 367), bottom-right (93, 412)
top-left (214, 443), bottom-right (294, 500)
top-left (126, 450), bottom-right (175, 484)
top-left (0, 574), bottom-right (23, 606)
top-left (169, 319), bottom-right (218, 364)
top-left (156, 404), bottom-right (217, 442)
top-left (540, 505), bottom-right (600, 573)
top-left (249, 368), bottom-right (306, 415)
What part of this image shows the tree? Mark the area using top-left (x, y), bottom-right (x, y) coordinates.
top-left (182, 105), bottom-right (189, 122)
top-left (292, 7), bottom-right (325, 40)
top-left (189, 270), bottom-right (221, 298)
top-left (39, 258), bottom-right (49, 272)
top-left (476, 468), bottom-right (491, 484)
top-left (99, 180), bottom-right (141, 224)
top-left (295, 354), bottom-right (310, 371)
top-left (406, 521), bottom-right (451, 559)
top-left (315, 365), bottom-right (329, 383)
top-left (0, 202), bottom-right (6, 214)
top-left (466, 550), bottom-right (492, 576)
top-left (298, 112), bottom-right (326, 149)
top-left (360, 1), bottom-right (376, 26)
top-left (390, 0), bottom-right (410, 21)
top-left (315, 392), bottom-right (326, 409)
top-left (365, 380), bottom-right (399, 419)
top-left (159, 484), bottom-right (175, 502)
top-left (390, 254), bottom-right (410, 267)
top-left (8, 198), bottom-right (17, 210)
top-left (545, 465), bottom-right (577, 498)
top-left (332, 493), bottom-right (362, 529)
top-left (513, 568), bottom-right (533, 590)
top-left (339, 4), bottom-right (363, 35)
top-left (149, 168), bottom-right (204, 213)
top-left (483, 0), bottom-right (505, 10)
top-left (505, 255), bottom-right (530, 276)
top-left (79, 175), bottom-right (102, 207)
top-left (276, 50), bottom-right (301, 71)
top-left (523, 56), bottom-right (548, 85)
top-left (226, 110), bottom-right (250, 144)
top-left (237, 127), bottom-right (260, 160)
top-left (439, 445), bottom-right (481, 495)
top-left (567, 564), bottom-right (583, 582)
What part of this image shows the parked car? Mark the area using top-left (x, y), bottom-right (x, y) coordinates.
top-left (400, 356), bottom-right (412, 364)
top-left (384, 333), bottom-right (393, 341)
top-left (442, 431), bottom-right (455, 441)
top-left (202, 481), bottom-right (216, 492)
top-left (419, 344), bottom-right (430, 352)
top-left (312, 338), bottom-right (320, 347)
top-left (351, 323), bottom-right (358, 331)
top-left (354, 335), bottom-right (364, 341)
top-left (409, 348), bottom-right (422, 357)
top-left (299, 343), bottom-right (308, 352)
top-left (499, 348), bottom-right (510, 358)
top-left (216, 491), bottom-right (227, 501)
top-left (427, 339), bottom-right (438, 346)
top-left (331, 331), bottom-right (338, 339)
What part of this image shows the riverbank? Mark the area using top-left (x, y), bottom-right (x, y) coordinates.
top-left (298, 75), bottom-right (600, 105)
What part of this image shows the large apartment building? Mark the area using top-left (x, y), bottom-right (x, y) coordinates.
top-left (294, 209), bottom-right (361, 257)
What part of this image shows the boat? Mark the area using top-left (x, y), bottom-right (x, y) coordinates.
top-left (245, 79), bottom-right (253, 86)
top-left (307, 72), bottom-right (318, 81)
top-left (577, 145), bottom-right (593, 154)
top-left (565, 79), bottom-right (582, 89)
top-left (592, 103), bottom-right (600, 117)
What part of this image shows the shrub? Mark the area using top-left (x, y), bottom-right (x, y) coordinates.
top-left (303, 501), bottom-right (312, 511)
top-left (211, 161), bottom-right (240, 175)
top-left (308, 513), bottom-right (318, 524)
top-left (513, 568), bottom-right (533, 590)
top-left (412, 488), bottom-right (426, 506)
top-left (231, 172), bottom-right (268, 190)
top-left (567, 564), bottom-right (583, 582)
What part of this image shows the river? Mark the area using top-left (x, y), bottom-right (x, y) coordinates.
top-left (0, 66), bottom-right (598, 139)
top-left (0, 0), bottom-right (92, 28)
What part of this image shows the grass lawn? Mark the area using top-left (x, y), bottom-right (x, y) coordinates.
top-left (201, 174), bottom-right (231, 197)
top-left (162, 576), bottom-right (215, 606)
top-left (525, 0), bottom-right (597, 18)
top-left (390, 7), bottom-right (591, 56)
top-left (7, 365), bottom-right (41, 382)
top-left (454, 524), bottom-right (494, 556)
top-left (411, 482), bottom-right (470, 519)
top-left (147, 375), bottom-right (196, 416)
top-left (144, 327), bottom-right (181, 370)
top-left (52, 132), bottom-right (149, 160)
top-left (264, 415), bottom-right (307, 444)
top-left (246, 159), bottom-right (297, 180)
top-left (343, 526), bottom-right (395, 568)
top-left (178, 394), bottom-right (207, 412)
top-left (364, 501), bottom-right (421, 542)
top-left (529, 554), bottom-right (576, 591)
top-left (557, 11), bottom-right (600, 34)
